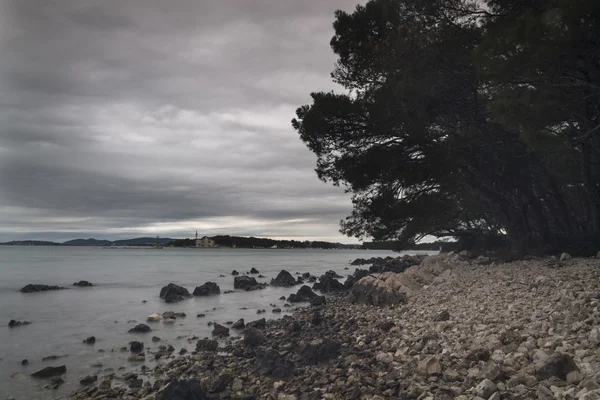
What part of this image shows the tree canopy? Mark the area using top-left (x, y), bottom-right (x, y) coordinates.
top-left (292, 0), bottom-right (600, 255)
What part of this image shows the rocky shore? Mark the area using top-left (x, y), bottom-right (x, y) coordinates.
top-left (68, 252), bottom-right (600, 400)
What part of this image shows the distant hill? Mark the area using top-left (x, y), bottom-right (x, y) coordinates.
top-left (62, 238), bottom-right (113, 246)
top-left (112, 237), bottom-right (173, 246)
top-left (0, 240), bottom-right (61, 246)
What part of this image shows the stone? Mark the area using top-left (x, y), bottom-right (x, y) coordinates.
top-left (288, 285), bottom-right (318, 302)
top-left (8, 320), bottom-right (31, 327)
top-left (250, 267), bottom-right (260, 274)
top-left (21, 359), bottom-right (28, 366)
top-left (433, 310), bottom-right (450, 321)
top-left (272, 308), bottom-right (282, 313)
top-left (152, 336), bottom-right (161, 342)
top-left (300, 338), bottom-right (341, 365)
top-left (474, 379), bottom-right (497, 399)
top-left (193, 282), bottom-right (220, 296)
top-left (159, 283), bottom-right (191, 303)
top-left (244, 328), bottom-right (265, 347)
top-left (49, 376), bottom-right (64, 389)
top-left (313, 274), bottom-right (344, 293)
top-left (232, 319), bottom-right (245, 329)
top-left (98, 379), bottom-right (111, 390)
top-left (311, 311), bottom-right (322, 325)
top-left (417, 356), bottom-right (442, 376)
top-left (196, 339), bottom-right (218, 352)
top-left (20, 284), bottom-right (65, 293)
top-left (73, 280), bottom-right (93, 287)
top-left (560, 252), bottom-right (571, 261)
top-left (128, 324), bottom-right (151, 333)
top-left (79, 375), bottom-right (98, 385)
top-left (83, 336), bottom-right (96, 344)
top-left (157, 379), bottom-right (209, 400)
top-left (310, 295), bottom-right (326, 306)
top-left (534, 352), bottom-right (579, 380)
top-left (231, 270), bottom-right (239, 275)
top-left (566, 370), bottom-right (583, 384)
top-left (162, 311), bottom-right (175, 319)
top-left (234, 276), bottom-right (265, 291)
top-left (271, 270), bottom-right (297, 287)
top-left (31, 365), bottom-right (67, 378)
top-left (130, 341), bottom-right (144, 353)
top-left (146, 313), bottom-right (161, 322)
top-left (246, 318), bottom-right (266, 329)
top-left (212, 323), bottom-right (230, 336)
top-left (376, 352), bottom-right (393, 364)
top-left (348, 273), bottom-right (409, 306)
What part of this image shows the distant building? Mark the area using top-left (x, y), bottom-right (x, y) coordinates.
top-left (195, 231), bottom-right (216, 248)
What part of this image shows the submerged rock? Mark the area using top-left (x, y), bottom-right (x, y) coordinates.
top-left (234, 276), bottom-right (266, 291)
top-left (159, 283), bottom-right (191, 303)
top-left (157, 379), bottom-right (209, 400)
top-left (130, 341), bottom-right (144, 353)
top-left (212, 323), bottom-right (229, 337)
top-left (8, 320), bottom-right (31, 327)
top-left (128, 324), bottom-right (151, 333)
top-left (20, 284), bottom-right (65, 293)
top-left (196, 339), bottom-right (218, 352)
top-left (193, 282), bottom-right (220, 296)
top-left (83, 336), bottom-right (96, 344)
top-left (250, 267), bottom-right (260, 274)
top-left (288, 285), bottom-right (317, 303)
top-left (31, 365), bottom-right (67, 378)
top-left (270, 270), bottom-right (297, 287)
top-left (73, 280), bottom-right (93, 287)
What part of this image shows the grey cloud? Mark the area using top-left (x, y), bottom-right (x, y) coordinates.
top-left (0, 0), bottom-right (363, 242)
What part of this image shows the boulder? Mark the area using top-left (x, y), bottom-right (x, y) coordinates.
top-left (8, 320), bottom-right (31, 327)
top-left (20, 284), bottom-right (65, 293)
top-left (231, 270), bottom-right (239, 276)
top-left (310, 295), bottom-right (326, 306)
top-left (130, 341), bottom-right (144, 353)
top-left (31, 365), bottom-right (67, 378)
top-left (128, 324), bottom-right (151, 333)
top-left (348, 273), bottom-right (412, 306)
top-left (232, 319), bottom-right (245, 329)
top-left (162, 311), bottom-right (176, 319)
top-left (159, 283), bottom-right (191, 303)
top-left (73, 280), bottom-right (93, 287)
top-left (250, 267), bottom-right (260, 274)
top-left (272, 308), bottom-right (281, 313)
top-left (313, 275), bottom-right (344, 293)
top-left (79, 375), bottom-right (97, 385)
top-left (534, 352), bottom-right (579, 380)
top-left (311, 311), bottom-right (322, 325)
top-left (193, 282), bottom-right (220, 296)
top-left (21, 359), bottom-right (29, 366)
top-left (211, 323), bottom-right (229, 337)
top-left (255, 350), bottom-right (296, 379)
top-left (417, 356), bottom-right (442, 376)
top-left (300, 338), bottom-right (341, 365)
top-left (475, 379), bottom-right (498, 399)
top-left (83, 336), bottom-right (96, 344)
top-left (196, 339), bottom-right (218, 352)
top-left (270, 270), bottom-right (297, 287)
top-left (234, 276), bottom-right (266, 291)
top-left (157, 379), bottom-right (210, 400)
top-left (343, 269), bottom-right (370, 289)
top-left (288, 285), bottom-right (318, 303)
top-left (244, 328), bottom-right (266, 347)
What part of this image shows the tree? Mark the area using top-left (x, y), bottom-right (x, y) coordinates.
top-left (292, 0), bottom-right (600, 254)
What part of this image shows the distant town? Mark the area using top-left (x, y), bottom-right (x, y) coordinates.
top-left (0, 232), bottom-right (446, 251)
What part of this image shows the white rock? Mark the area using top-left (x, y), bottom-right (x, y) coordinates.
top-left (146, 313), bottom-right (161, 322)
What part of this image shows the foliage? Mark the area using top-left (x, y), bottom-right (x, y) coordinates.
top-left (292, 0), bottom-right (600, 255)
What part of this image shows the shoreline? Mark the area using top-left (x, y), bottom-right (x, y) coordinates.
top-left (68, 252), bottom-right (600, 399)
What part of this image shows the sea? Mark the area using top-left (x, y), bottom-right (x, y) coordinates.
top-left (0, 246), bottom-right (432, 399)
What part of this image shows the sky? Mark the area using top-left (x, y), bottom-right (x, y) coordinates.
top-left (0, 0), bottom-right (366, 243)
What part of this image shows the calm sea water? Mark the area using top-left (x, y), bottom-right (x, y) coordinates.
top-left (0, 246), bottom-right (429, 399)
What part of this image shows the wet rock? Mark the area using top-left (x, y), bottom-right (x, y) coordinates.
top-left (20, 284), bottom-right (65, 293)
top-left (234, 276), bottom-right (266, 291)
top-left (152, 336), bottom-right (161, 342)
top-left (83, 336), bottom-right (96, 344)
top-left (162, 311), bottom-right (176, 319)
top-left (196, 339), bottom-right (218, 352)
top-left (312, 275), bottom-right (344, 293)
top-left (49, 376), bottom-right (64, 389)
top-left (246, 318), bottom-right (266, 329)
top-left (231, 270), bottom-right (240, 276)
top-left (244, 328), bottom-right (265, 347)
top-left (271, 270), bottom-right (297, 287)
top-left (130, 341), bottom-right (144, 353)
top-left (311, 311), bottom-right (322, 325)
top-left (98, 379), bottom-right (111, 390)
top-left (157, 378), bottom-right (209, 400)
top-left (8, 320), bottom-right (31, 327)
top-left (31, 365), bottom-right (67, 378)
top-left (250, 267), bottom-right (260, 274)
top-left (197, 313), bottom-right (205, 318)
top-left (534, 352), bottom-right (579, 380)
top-left (147, 313), bottom-right (161, 322)
top-left (288, 285), bottom-right (317, 303)
top-left (300, 338), bottom-right (341, 365)
top-left (212, 323), bottom-right (230, 337)
top-left (379, 321), bottom-right (395, 331)
top-left (21, 359), bottom-right (28, 366)
top-left (73, 280), bottom-right (93, 287)
top-left (348, 273), bottom-right (409, 306)
top-left (129, 378), bottom-right (143, 389)
top-left (159, 283), bottom-right (191, 303)
top-left (193, 282), bottom-right (220, 296)
top-left (272, 308), bottom-right (282, 313)
top-left (128, 324), bottom-right (151, 333)
top-left (310, 295), bottom-right (326, 306)
top-left (232, 319), bottom-right (245, 329)
top-left (79, 375), bottom-right (97, 385)
top-left (42, 355), bottom-right (67, 362)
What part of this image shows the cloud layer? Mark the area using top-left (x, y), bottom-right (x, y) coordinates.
top-left (0, 0), bottom-right (361, 242)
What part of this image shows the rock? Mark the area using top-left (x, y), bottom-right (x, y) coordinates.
top-left (279, 296), bottom-right (286, 300)
top-left (83, 336), bottom-right (96, 344)
top-left (433, 310), bottom-right (450, 321)
top-left (196, 313), bottom-right (205, 318)
top-left (348, 273), bottom-right (410, 306)
top-left (162, 311), bottom-right (176, 319)
top-left (129, 379), bottom-right (143, 389)
top-left (157, 379), bottom-right (209, 400)
top-left (417, 356), bottom-right (442, 376)
top-left (196, 339), bottom-right (219, 352)
top-left (98, 379), bottom-right (111, 390)
top-left (244, 328), bottom-right (265, 347)
top-left (179, 348), bottom-right (188, 355)
top-left (128, 354), bottom-right (145, 361)
top-left (376, 352), bottom-right (393, 364)
top-left (42, 355), bottom-right (67, 362)
top-left (73, 280), bottom-right (93, 287)
top-left (146, 313), bottom-right (161, 322)
top-left (271, 270), bottom-right (297, 287)
top-left (597, 250), bottom-right (600, 259)
top-left (79, 375), bottom-right (97, 385)
top-left (152, 336), bottom-right (161, 342)
top-left (10, 373), bottom-right (25, 380)
top-left (193, 282), bottom-right (220, 296)
top-left (20, 284), bottom-right (65, 293)
top-left (231, 270), bottom-right (239, 275)
top-left (474, 379), bottom-right (497, 399)
top-left (31, 365), bottom-right (67, 378)
top-left (300, 338), bottom-right (341, 365)
top-left (250, 267), bottom-right (260, 274)
top-left (288, 285), bottom-right (318, 303)
top-left (534, 352), bottom-right (579, 380)
top-left (49, 376), bottom-right (64, 389)
top-left (311, 311), bottom-right (322, 325)
top-left (8, 320), bottom-right (31, 327)
top-left (159, 283), bottom-right (191, 303)
top-left (130, 341), bottom-right (144, 353)
top-left (128, 324), bottom-right (151, 333)
top-left (212, 323), bottom-right (230, 336)
top-left (310, 295), bottom-right (326, 306)
top-left (272, 308), bottom-right (281, 313)
top-left (21, 359), bottom-right (28, 366)
top-left (234, 276), bottom-right (266, 291)
top-left (566, 370), bottom-right (583, 384)
top-left (313, 275), bottom-right (344, 293)
top-left (246, 318), bottom-right (266, 329)
top-left (232, 319), bottom-right (245, 329)
top-left (379, 321), bottom-right (395, 331)
top-left (560, 252), bottom-right (571, 261)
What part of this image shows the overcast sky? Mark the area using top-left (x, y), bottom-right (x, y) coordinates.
top-left (0, 0), bottom-right (367, 243)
